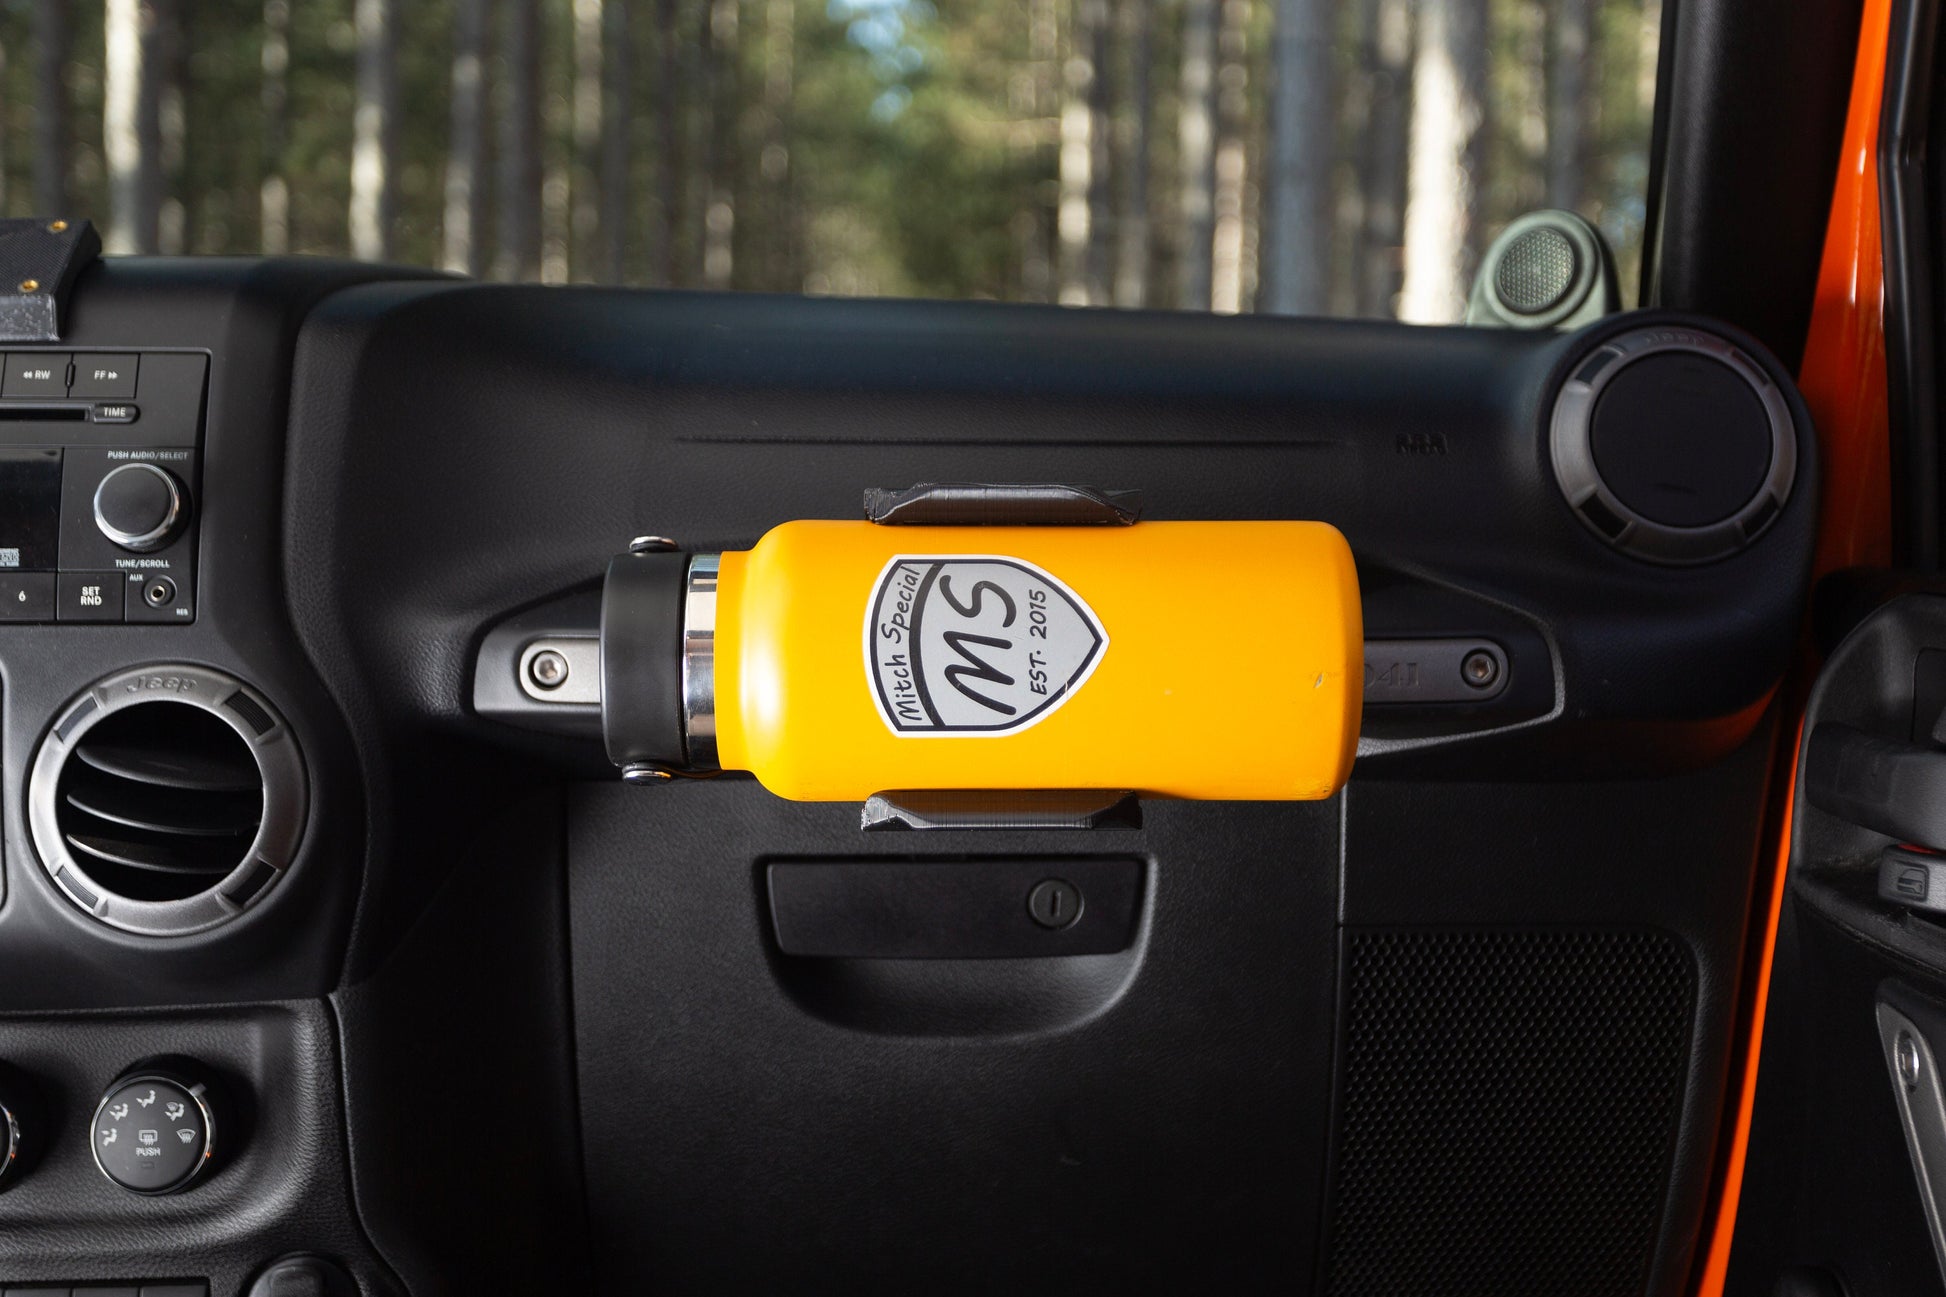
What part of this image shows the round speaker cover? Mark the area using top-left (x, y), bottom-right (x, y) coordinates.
top-left (1550, 325), bottom-right (1797, 564)
top-left (1590, 352), bottom-right (1772, 527)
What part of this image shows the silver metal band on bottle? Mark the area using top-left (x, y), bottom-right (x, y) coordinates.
top-left (681, 553), bottom-right (720, 769)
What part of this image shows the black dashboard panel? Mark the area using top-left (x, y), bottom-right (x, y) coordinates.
top-left (274, 280), bottom-right (1810, 1293)
top-left (0, 261), bottom-right (1815, 1292)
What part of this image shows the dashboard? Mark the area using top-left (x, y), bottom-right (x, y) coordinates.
top-left (0, 257), bottom-right (1816, 1294)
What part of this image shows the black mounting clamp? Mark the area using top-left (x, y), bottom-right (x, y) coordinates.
top-left (0, 218), bottom-right (101, 343)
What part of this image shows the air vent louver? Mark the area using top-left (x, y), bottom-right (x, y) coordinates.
top-left (55, 702), bottom-right (264, 901)
top-left (28, 665), bottom-right (308, 936)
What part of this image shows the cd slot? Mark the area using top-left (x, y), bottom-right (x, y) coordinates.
top-left (0, 405), bottom-right (87, 422)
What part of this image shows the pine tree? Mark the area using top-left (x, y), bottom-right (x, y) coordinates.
top-left (1354, 0), bottom-right (1410, 318)
top-left (261, 0), bottom-right (291, 255)
top-left (445, 0), bottom-right (493, 275)
top-left (351, 0), bottom-right (398, 261)
top-left (761, 0), bottom-right (796, 291)
top-left (1262, 0), bottom-right (1336, 314)
top-left (655, 0), bottom-right (682, 285)
top-left (599, 0), bottom-right (631, 284)
top-left (700, 0), bottom-right (738, 288)
top-left (104, 0), bottom-right (163, 254)
top-left (1210, 0), bottom-right (1249, 312)
top-left (573, 0), bottom-right (605, 280)
top-left (1058, 0), bottom-right (1103, 303)
top-left (1085, 0), bottom-right (1113, 302)
top-left (1177, 0), bottom-right (1219, 309)
top-left (33, 0), bottom-right (69, 217)
top-left (1019, 0), bottom-right (1060, 300)
top-left (495, 0), bottom-right (544, 280)
top-left (1399, 0), bottom-right (1486, 322)
top-left (1547, 0), bottom-right (1594, 210)
top-left (1113, 0), bottom-right (1152, 307)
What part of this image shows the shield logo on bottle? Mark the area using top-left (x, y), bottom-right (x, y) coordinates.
top-left (864, 555), bottom-right (1109, 736)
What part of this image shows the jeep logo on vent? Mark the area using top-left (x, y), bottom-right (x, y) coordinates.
top-left (865, 555), bottom-right (1108, 735)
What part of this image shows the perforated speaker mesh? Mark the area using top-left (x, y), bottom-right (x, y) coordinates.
top-left (1495, 226), bottom-right (1579, 314)
top-left (1326, 929), bottom-right (1696, 1297)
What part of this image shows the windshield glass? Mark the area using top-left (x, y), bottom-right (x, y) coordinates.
top-left (2, 0), bottom-right (1660, 322)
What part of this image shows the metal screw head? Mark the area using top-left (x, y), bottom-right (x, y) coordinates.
top-left (17, 279), bottom-right (38, 293)
top-left (1899, 1031), bottom-right (1923, 1088)
top-left (629, 535), bottom-right (678, 554)
top-left (1461, 649), bottom-right (1501, 690)
top-left (1027, 878), bottom-right (1083, 930)
top-left (526, 649), bottom-right (570, 691)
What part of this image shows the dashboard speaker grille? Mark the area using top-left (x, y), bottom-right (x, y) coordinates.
top-left (1325, 928), bottom-right (1695, 1297)
top-left (55, 700), bottom-right (264, 902)
top-left (1495, 226), bottom-right (1579, 314)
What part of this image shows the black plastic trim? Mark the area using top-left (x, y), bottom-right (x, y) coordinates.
top-left (1645, 0), bottom-right (1864, 367)
top-left (1881, 0), bottom-right (1943, 566)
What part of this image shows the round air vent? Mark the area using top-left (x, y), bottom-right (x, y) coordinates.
top-left (1549, 324), bottom-right (1798, 564)
top-left (28, 665), bottom-right (306, 936)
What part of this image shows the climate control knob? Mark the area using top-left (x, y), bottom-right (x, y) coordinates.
top-left (93, 462), bottom-right (185, 552)
top-left (91, 1068), bottom-right (217, 1194)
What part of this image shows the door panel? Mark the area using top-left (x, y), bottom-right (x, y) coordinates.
top-left (1729, 594), bottom-right (1946, 1296)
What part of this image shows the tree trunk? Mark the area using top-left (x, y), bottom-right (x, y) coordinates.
top-left (1113, 0), bottom-right (1152, 307)
top-left (599, 0), bottom-right (631, 284)
top-left (443, 0), bottom-right (491, 275)
top-left (761, 0), bottom-right (795, 291)
top-left (542, 51), bottom-right (573, 284)
top-left (1177, 0), bottom-right (1218, 309)
top-left (33, 0), bottom-right (68, 216)
top-left (351, 0), bottom-right (397, 262)
top-left (1546, 0), bottom-right (1593, 210)
top-left (261, 0), bottom-right (291, 255)
top-left (701, 0), bottom-right (738, 289)
top-left (654, 0), bottom-right (680, 286)
top-left (104, 0), bottom-right (162, 254)
top-left (1210, 0), bottom-right (1249, 313)
top-left (156, 0), bottom-right (184, 252)
top-left (1018, 0), bottom-right (1059, 301)
top-left (1398, 0), bottom-right (1486, 323)
top-left (693, 0), bottom-right (713, 287)
top-left (573, 0), bottom-right (604, 280)
top-left (1085, 0), bottom-right (1113, 303)
top-left (0, 42), bottom-right (9, 216)
top-left (495, 0), bottom-right (543, 281)
top-left (1262, 0), bottom-right (1335, 314)
top-left (1356, 0), bottom-right (1409, 317)
top-left (1058, 0), bottom-right (1104, 304)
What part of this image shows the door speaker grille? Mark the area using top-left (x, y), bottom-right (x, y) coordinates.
top-left (1325, 928), bottom-right (1695, 1297)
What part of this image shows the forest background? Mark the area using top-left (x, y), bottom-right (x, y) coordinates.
top-left (0, 0), bottom-right (1660, 321)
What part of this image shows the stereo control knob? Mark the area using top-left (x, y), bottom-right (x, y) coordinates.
top-left (93, 462), bottom-right (185, 552)
top-left (92, 1068), bottom-right (217, 1194)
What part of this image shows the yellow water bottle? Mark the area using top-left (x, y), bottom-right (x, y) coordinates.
top-left (601, 497), bottom-right (1361, 801)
